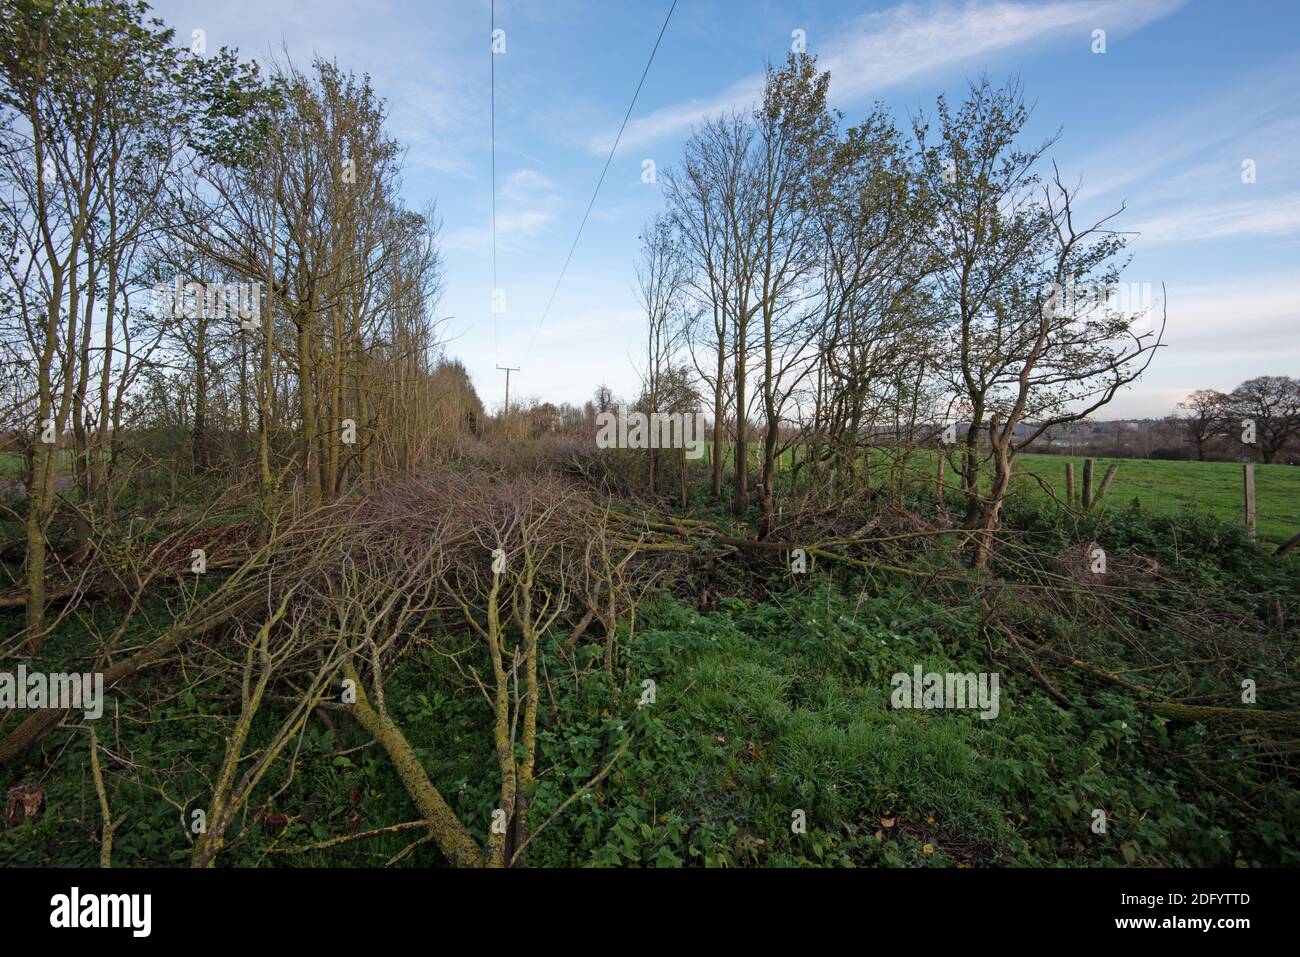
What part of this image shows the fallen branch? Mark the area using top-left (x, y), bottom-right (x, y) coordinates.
top-left (89, 727), bottom-right (113, 868)
top-left (1019, 634), bottom-right (1300, 729)
top-left (0, 601), bottom-right (242, 765)
top-left (270, 819), bottom-right (431, 856)
top-left (1275, 530), bottom-right (1300, 558)
top-left (559, 608), bottom-right (596, 655)
top-left (341, 662), bottom-right (483, 868)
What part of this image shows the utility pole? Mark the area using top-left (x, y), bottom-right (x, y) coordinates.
top-left (496, 365), bottom-right (519, 417)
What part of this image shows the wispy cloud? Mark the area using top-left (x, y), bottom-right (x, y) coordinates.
top-left (1071, 63), bottom-right (1300, 205)
top-left (444, 168), bottom-right (562, 251)
top-left (1127, 194), bottom-right (1300, 243)
top-left (1164, 275), bottom-right (1300, 357)
top-left (820, 0), bottom-right (1182, 102)
top-left (500, 169), bottom-right (560, 203)
top-left (590, 0), bottom-right (1186, 153)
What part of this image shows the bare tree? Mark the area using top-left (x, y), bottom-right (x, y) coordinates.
top-left (1227, 375), bottom-right (1300, 463)
top-left (633, 214), bottom-right (689, 494)
top-left (1176, 388), bottom-right (1229, 460)
top-left (916, 78), bottom-right (1162, 565)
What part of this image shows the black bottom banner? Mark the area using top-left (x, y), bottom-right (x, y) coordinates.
top-left (0, 866), bottom-right (1277, 943)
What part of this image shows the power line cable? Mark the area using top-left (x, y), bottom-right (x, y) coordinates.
top-left (491, 0), bottom-right (499, 361)
top-left (526, 0), bottom-right (678, 351)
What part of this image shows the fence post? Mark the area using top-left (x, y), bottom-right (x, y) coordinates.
top-left (1082, 459), bottom-right (1094, 509)
top-left (1243, 463), bottom-right (1257, 541)
top-left (1065, 462), bottom-right (1075, 506)
top-left (1094, 463), bottom-right (1119, 508)
top-left (936, 454), bottom-right (945, 501)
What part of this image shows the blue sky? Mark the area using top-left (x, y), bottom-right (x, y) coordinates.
top-left (154, 0), bottom-right (1300, 418)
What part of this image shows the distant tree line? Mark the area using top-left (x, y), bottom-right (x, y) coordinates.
top-left (1174, 376), bottom-right (1300, 464)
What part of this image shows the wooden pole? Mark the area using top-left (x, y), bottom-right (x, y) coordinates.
top-left (1243, 463), bottom-right (1257, 542)
top-left (1065, 462), bottom-right (1075, 506)
top-left (1082, 459), bottom-right (1094, 510)
top-left (936, 454), bottom-right (945, 501)
top-left (495, 365), bottom-right (519, 417)
top-left (1094, 463), bottom-right (1119, 507)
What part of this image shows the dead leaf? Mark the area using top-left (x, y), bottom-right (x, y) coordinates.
top-left (5, 783), bottom-right (46, 828)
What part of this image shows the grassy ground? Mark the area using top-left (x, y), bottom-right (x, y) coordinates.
top-left (0, 450), bottom-right (77, 482)
top-left (0, 451), bottom-right (22, 483)
top-left (9, 546), bottom-right (1292, 868)
top-left (1010, 454), bottom-right (1299, 545)
top-left (716, 443), bottom-right (1298, 546)
top-left (2, 466), bottom-right (1296, 868)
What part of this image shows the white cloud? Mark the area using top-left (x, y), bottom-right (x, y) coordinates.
top-left (820, 0), bottom-right (1181, 102)
top-left (444, 168), bottom-right (562, 251)
top-left (1163, 275), bottom-right (1300, 356)
top-left (1070, 64), bottom-right (1300, 205)
top-left (501, 169), bottom-right (560, 203)
top-left (586, 75), bottom-right (765, 155)
top-left (591, 0), bottom-right (1187, 154)
top-left (1127, 194), bottom-right (1300, 243)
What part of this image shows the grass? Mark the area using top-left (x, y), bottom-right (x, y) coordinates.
top-left (525, 568), bottom-right (1300, 867)
top-left (1010, 454), bottom-right (1299, 545)
top-left (0, 451), bottom-right (22, 479)
top-left (3, 468), bottom-right (1297, 868)
top-left (0, 449), bottom-right (80, 481)
top-left (714, 443), bottom-right (1299, 546)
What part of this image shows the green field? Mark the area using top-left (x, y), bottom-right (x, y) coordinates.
top-left (724, 444), bottom-right (1299, 546)
top-left (1009, 454), bottom-right (1299, 545)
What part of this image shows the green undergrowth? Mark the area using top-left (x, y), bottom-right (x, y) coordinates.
top-left (2, 498), bottom-right (1297, 867)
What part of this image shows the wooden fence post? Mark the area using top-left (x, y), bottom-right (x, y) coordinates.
top-left (1093, 464), bottom-right (1119, 508)
top-left (936, 454), bottom-right (945, 501)
top-left (1082, 459), bottom-right (1094, 509)
top-left (1244, 463), bottom-right (1257, 541)
top-left (1065, 462), bottom-right (1075, 506)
